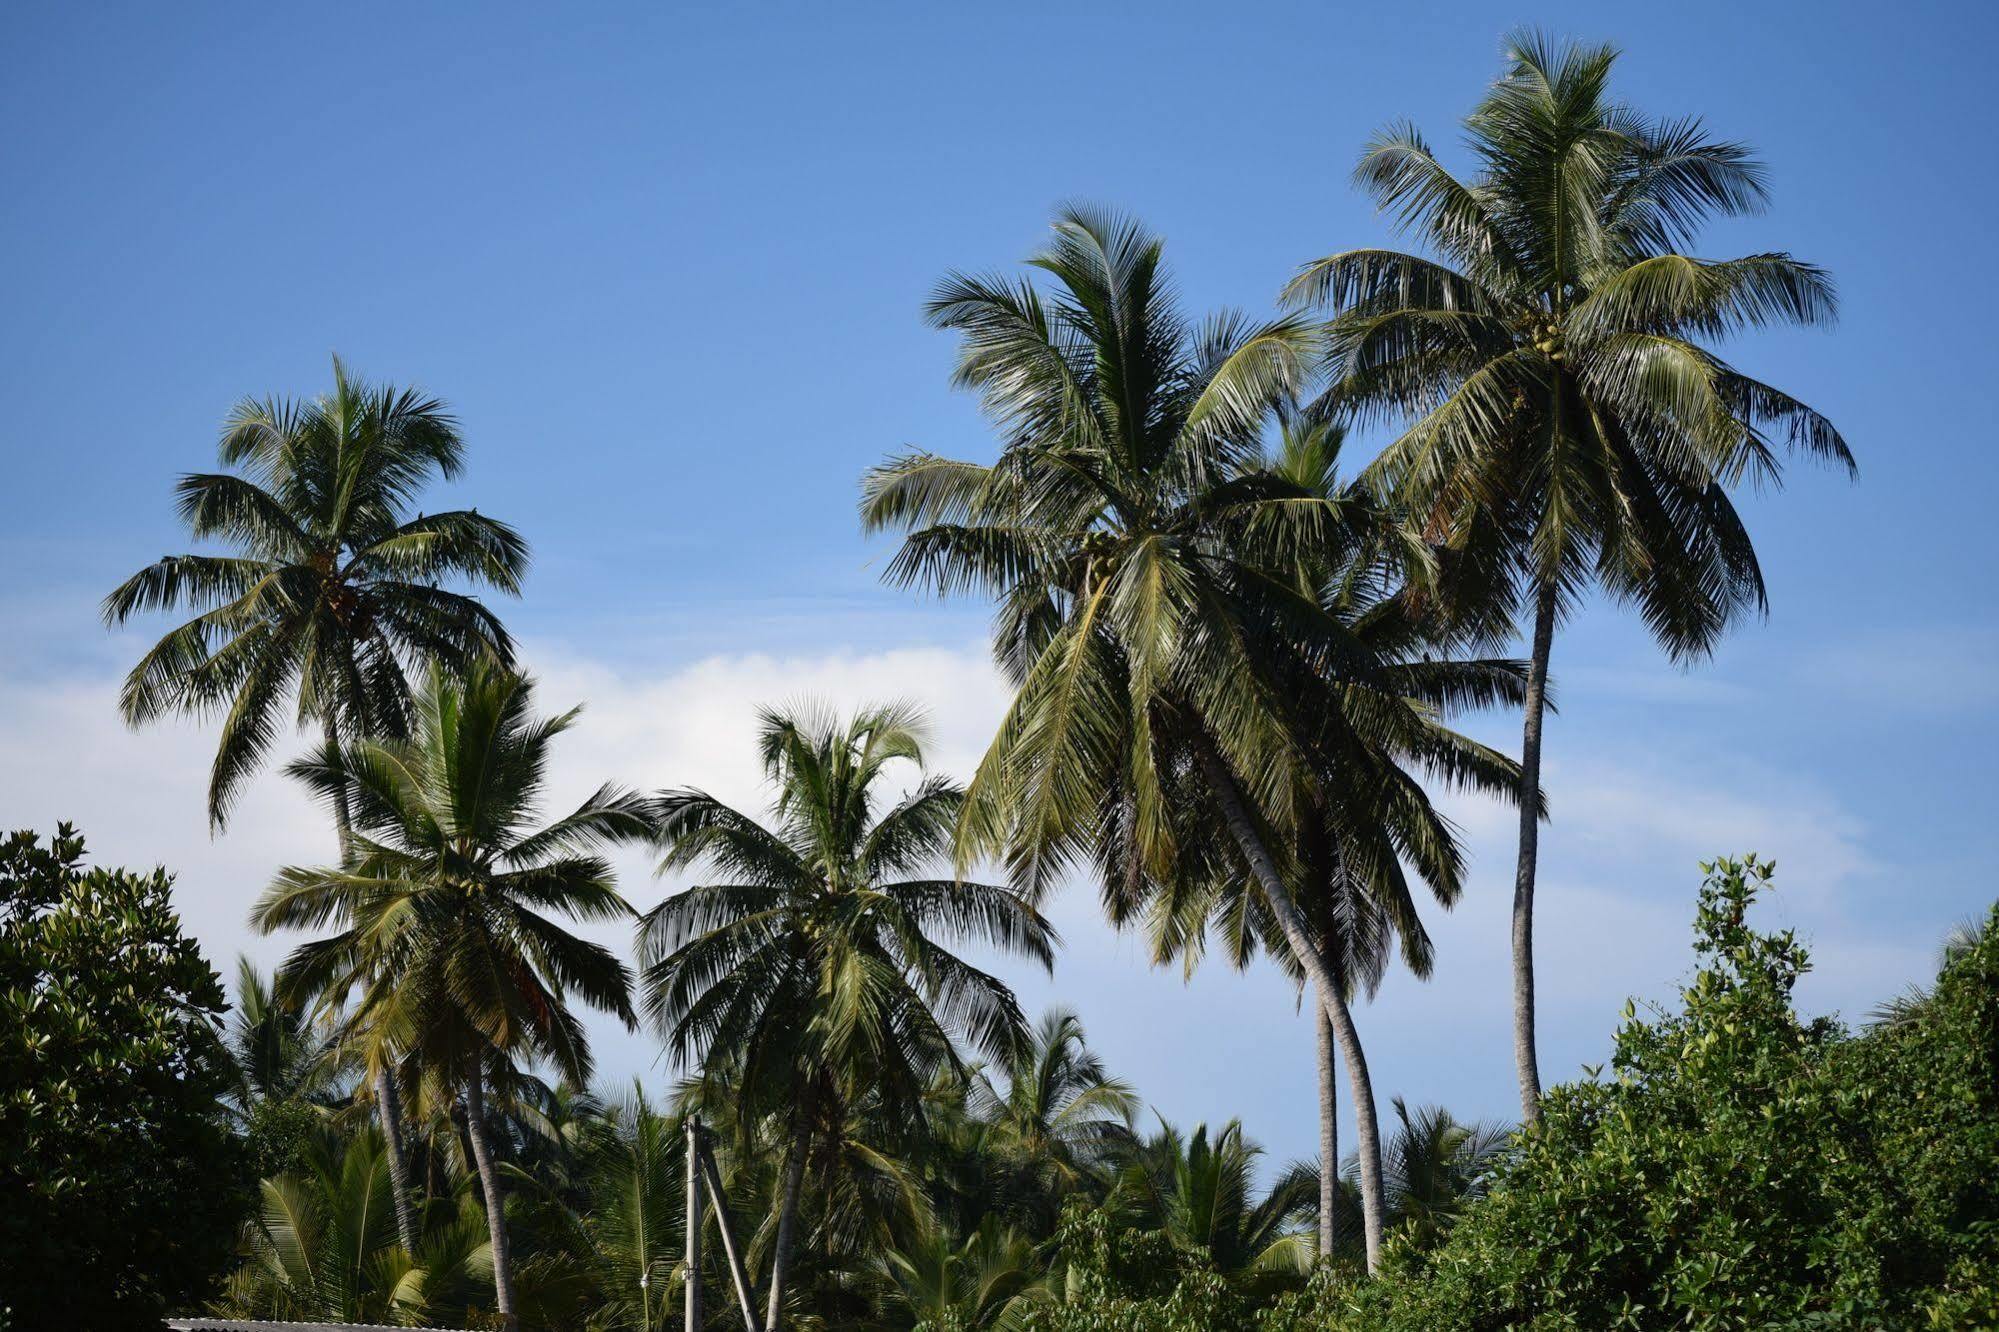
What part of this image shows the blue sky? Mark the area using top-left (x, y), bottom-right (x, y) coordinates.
top-left (4, 1), bottom-right (1996, 1168)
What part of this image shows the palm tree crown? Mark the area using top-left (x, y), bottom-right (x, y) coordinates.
top-left (862, 207), bottom-right (1334, 905)
top-left (1289, 32), bottom-right (1851, 645)
top-left (104, 357), bottom-right (528, 830)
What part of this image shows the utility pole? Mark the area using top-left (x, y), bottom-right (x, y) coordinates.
top-left (685, 1113), bottom-right (704, 1331)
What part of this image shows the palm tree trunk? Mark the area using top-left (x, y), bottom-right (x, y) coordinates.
top-left (1188, 731), bottom-right (1384, 1271)
top-left (1313, 985), bottom-right (1338, 1262)
top-left (463, 1062), bottom-right (518, 1331)
top-left (764, 1111), bottom-right (808, 1331)
top-left (1322, 973), bottom-right (1386, 1273)
top-left (375, 1065), bottom-right (420, 1253)
top-left (1512, 581), bottom-right (1557, 1127)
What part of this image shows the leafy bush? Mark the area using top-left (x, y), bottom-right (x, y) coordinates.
top-left (1329, 857), bottom-right (1999, 1330)
top-left (0, 826), bottom-right (247, 1330)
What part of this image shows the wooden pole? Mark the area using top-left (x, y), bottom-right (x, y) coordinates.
top-left (685, 1113), bottom-right (704, 1331)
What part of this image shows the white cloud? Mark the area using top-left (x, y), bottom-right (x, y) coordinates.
top-left (0, 641), bottom-right (1942, 1168)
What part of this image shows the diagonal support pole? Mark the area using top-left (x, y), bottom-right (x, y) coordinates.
top-left (685, 1114), bottom-right (704, 1331)
top-left (698, 1133), bottom-right (766, 1332)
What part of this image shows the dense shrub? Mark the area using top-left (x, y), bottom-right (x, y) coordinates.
top-left (1330, 857), bottom-right (1999, 1330)
top-left (0, 826), bottom-right (247, 1331)
top-left (1014, 858), bottom-right (1998, 1330)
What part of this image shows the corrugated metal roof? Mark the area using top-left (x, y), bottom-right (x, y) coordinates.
top-left (167, 1322), bottom-right (475, 1331)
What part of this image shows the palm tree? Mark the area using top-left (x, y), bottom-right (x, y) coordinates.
top-left (637, 702), bottom-right (1056, 1330)
top-left (224, 955), bottom-right (339, 1121)
top-left (1141, 401), bottom-right (1526, 1270)
top-left (966, 1007), bottom-right (1138, 1229)
top-left (1869, 914), bottom-right (1991, 1029)
top-left (569, 1084), bottom-right (684, 1332)
top-left (1285, 33), bottom-right (1853, 1123)
top-left (877, 1215), bottom-right (1051, 1330)
top-left (1369, 1098), bottom-right (1510, 1249)
top-left (254, 661), bottom-right (648, 1330)
top-left (105, 359), bottom-right (528, 1238)
top-left (1112, 1118), bottom-right (1314, 1289)
top-left (861, 206), bottom-right (1384, 1131)
top-left (103, 355), bottom-right (528, 842)
top-left (864, 224), bottom-right (1519, 1273)
top-left (218, 1126), bottom-right (488, 1326)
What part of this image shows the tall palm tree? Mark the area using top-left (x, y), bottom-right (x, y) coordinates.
top-left (1142, 401), bottom-right (1526, 1272)
top-left (861, 206), bottom-right (1373, 1104)
top-left (864, 224), bottom-right (1521, 1274)
top-left (254, 661), bottom-right (648, 1330)
top-left (637, 702), bottom-right (1055, 1330)
top-left (1285, 33), bottom-right (1853, 1123)
top-left (105, 359), bottom-right (528, 1237)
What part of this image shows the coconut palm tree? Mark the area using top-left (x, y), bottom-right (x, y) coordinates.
top-left (861, 207), bottom-right (1390, 1138)
top-left (1370, 1098), bottom-right (1510, 1248)
top-left (637, 702), bottom-right (1055, 1331)
top-left (876, 1215), bottom-right (1051, 1330)
top-left (105, 359), bottom-right (528, 1240)
top-left (1112, 1118), bottom-right (1314, 1288)
top-left (102, 355), bottom-right (528, 842)
top-left (1284, 33), bottom-right (1853, 1123)
top-left (254, 661), bottom-right (648, 1330)
top-left (866, 234), bottom-right (1520, 1272)
top-left (964, 1007), bottom-right (1138, 1232)
top-left (1141, 401), bottom-right (1526, 1271)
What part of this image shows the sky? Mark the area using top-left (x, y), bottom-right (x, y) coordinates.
top-left (3, 1), bottom-right (1996, 1171)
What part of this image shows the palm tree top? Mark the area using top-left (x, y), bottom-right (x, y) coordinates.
top-left (1282, 30), bottom-right (1852, 660)
top-left (257, 659), bottom-right (647, 1087)
top-left (103, 356), bottom-right (529, 828)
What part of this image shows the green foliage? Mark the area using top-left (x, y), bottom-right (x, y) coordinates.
top-left (0, 826), bottom-right (247, 1330)
top-left (243, 1093), bottom-right (326, 1178)
top-left (1331, 858), bottom-right (1999, 1329)
top-left (1015, 1203), bottom-right (1258, 1332)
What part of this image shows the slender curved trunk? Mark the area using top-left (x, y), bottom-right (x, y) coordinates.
top-left (463, 1063), bottom-right (518, 1331)
top-left (764, 1109), bottom-right (808, 1331)
top-left (1189, 731), bottom-right (1384, 1271)
top-left (1313, 986), bottom-right (1338, 1262)
top-left (1512, 582), bottom-right (1557, 1127)
top-left (1322, 975), bottom-right (1385, 1272)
